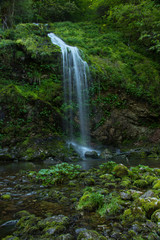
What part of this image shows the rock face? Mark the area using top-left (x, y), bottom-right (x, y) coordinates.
top-left (91, 97), bottom-right (160, 145)
top-left (0, 137), bottom-right (80, 162)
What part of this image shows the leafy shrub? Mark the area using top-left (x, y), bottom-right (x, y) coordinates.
top-left (28, 163), bottom-right (81, 186)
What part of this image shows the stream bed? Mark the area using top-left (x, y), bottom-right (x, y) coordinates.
top-left (0, 155), bottom-right (160, 239)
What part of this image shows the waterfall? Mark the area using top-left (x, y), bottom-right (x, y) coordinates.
top-left (48, 33), bottom-right (90, 147)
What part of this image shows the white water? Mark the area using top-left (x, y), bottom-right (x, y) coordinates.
top-left (67, 141), bottom-right (101, 158)
top-left (48, 33), bottom-right (90, 148)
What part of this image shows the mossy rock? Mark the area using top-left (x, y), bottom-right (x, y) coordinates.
top-left (153, 180), bottom-right (160, 190)
top-left (44, 225), bottom-right (66, 236)
top-left (121, 207), bottom-right (146, 226)
top-left (2, 236), bottom-right (19, 240)
top-left (77, 229), bottom-right (108, 240)
top-left (99, 161), bottom-right (117, 174)
top-left (151, 209), bottom-right (160, 222)
top-left (100, 173), bottom-right (114, 181)
top-left (120, 178), bottom-right (131, 188)
top-left (56, 234), bottom-right (74, 240)
top-left (1, 194), bottom-right (11, 200)
top-left (113, 164), bottom-right (128, 178)
top-left (77, 191), bottom-right (104, 211)
top-left (16, 214), bottom-right (41, 234)
top-left (38, 215), bottom-right (69, 229)
top-left (133, 180), bottom-right (149, 188)
top-left (135, 197), bottom-right (160, 217)
top-left (144, 175), bottom-right (158, 185)
top-left (15, 210), bottom-right (31, 218)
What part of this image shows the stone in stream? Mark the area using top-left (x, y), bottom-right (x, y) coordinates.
top-left (85, 151), bottom-right (98, 159)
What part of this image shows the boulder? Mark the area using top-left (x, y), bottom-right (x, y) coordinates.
top-left (113, 164), bottom-right (128, 178)
top-left (85, 151), bottom-right (98, 159)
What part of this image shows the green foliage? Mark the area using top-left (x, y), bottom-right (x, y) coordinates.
top-left (99, 161), bottom-right (117, 174)
top-left (50, 21), bottom-right (160, 107)
top-left (77, 188), bottom-right (123, 217)
top-left (91, 0), bottom-right (160, 54)
top-left (77, 190), bottom-right (105, 211)
top-left (28, 163), bottom-right (81, 185)
top-left (98, 194), bottom-right (123, 216)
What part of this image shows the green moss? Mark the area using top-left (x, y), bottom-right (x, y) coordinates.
top-left (151, 209), bottom-right (160, 223)
top-left (153, 180), bottom-right (160, 190)
top-left (99, 161), bottom-right (117, 174)
top-left (17, 214), bottom-right (41, 234)
top-left (77, 230), bottom-right (108, 240)
top-left (144, 175), bottom-right (158, 185)
top-left (98, 195), bottom-right (123, 217)
top-left (113, 164), bottom-right (128, 178)
top-left (133, 180), bottom-right (149, 188)
top-left (2, 236), bottom-right (19, 240)
top-left (120, 178), bottom-right (131, 188)
top-left (121, 207), bottom-right (146, 226)
top-left (56, 234), bottom-right (74, 240)
top-left (100, 173), bottom-right (114, 181)
top-left (44, 225), bottom-right (66, 236)
top-left (77, 191), bottom-right (104, 211)
top-left (135, 197), bottom-right (160, 216)
top-left (1, 194), bottom-right (11, 200)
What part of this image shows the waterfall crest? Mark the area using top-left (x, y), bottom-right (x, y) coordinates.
top-left (48, 33), bottom-right (90, 146)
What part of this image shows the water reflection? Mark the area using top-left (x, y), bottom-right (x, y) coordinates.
top-left (0, 155), bottom-right (160, 174)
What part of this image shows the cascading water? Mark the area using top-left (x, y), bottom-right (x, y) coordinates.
top-left (48, 33), bottom-right (90, 150)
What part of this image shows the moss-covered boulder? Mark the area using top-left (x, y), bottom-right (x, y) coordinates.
top-left (77, 191), bottom-right (104, 211)
top-left (151, 209), bottom-right (160, 223)
top-left (56, 234), bottom-right (74, 240)
top-left (135, 197), bottom-right (160, 217)
top-left (121, 207), bottom-right (146, 226)
top-left (113, 164), bottom-right (128, 178)
top-left (77, 229), bottom-right (108, 240)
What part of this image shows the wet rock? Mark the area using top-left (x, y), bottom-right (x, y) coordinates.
top-left (130, 189), bottom-right (143, 199)
top-left (113, 164), bottom-right (128, 178)
top-left (45, 225), bottom-right (66, 235)
top-left (151, 210), bottom-right (160, 222)
top-left (140, 190), bottom-right (155, 199)
top-left (44, 157), bottom-right (57, 164)
top-left (75, 228), bottom-right (87, 235)
top-left (0, 148), bottom-right (13, 161)
top-left (121, 207), bottom-right (146, 226)
top-left (120, 191), bottom-right (132, 200)
top-left (56, 233), bottom-right (74, 240)
top-left (136, 197), bottom-right (160, 217)
top-left (85, 151), bottom-right (98, 159)
top-left (38, 215), bottom-right (69, 228)
top-left (146, 220), bottom-right (157, 229)
top-left (131, 223), bottom-right (143, 233)
top-left (77, 229), bottom-right (107, 240)
top-left (100, 149), bottom-right (113, 160)
top-left (111, 231), bottom-right (122, 239)
top-left (0, 220), bottom-right (18, 227)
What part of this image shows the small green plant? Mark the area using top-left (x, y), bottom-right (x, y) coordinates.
top-left (28, 163), bottom-right (81, 186)
top-left (99, 161), bottom-right (117, 174)
top-left (77, 190), bottom-right (105, 211)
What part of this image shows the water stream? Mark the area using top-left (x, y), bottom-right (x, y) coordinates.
top-left (48, 33), bottom-right (91, 155)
